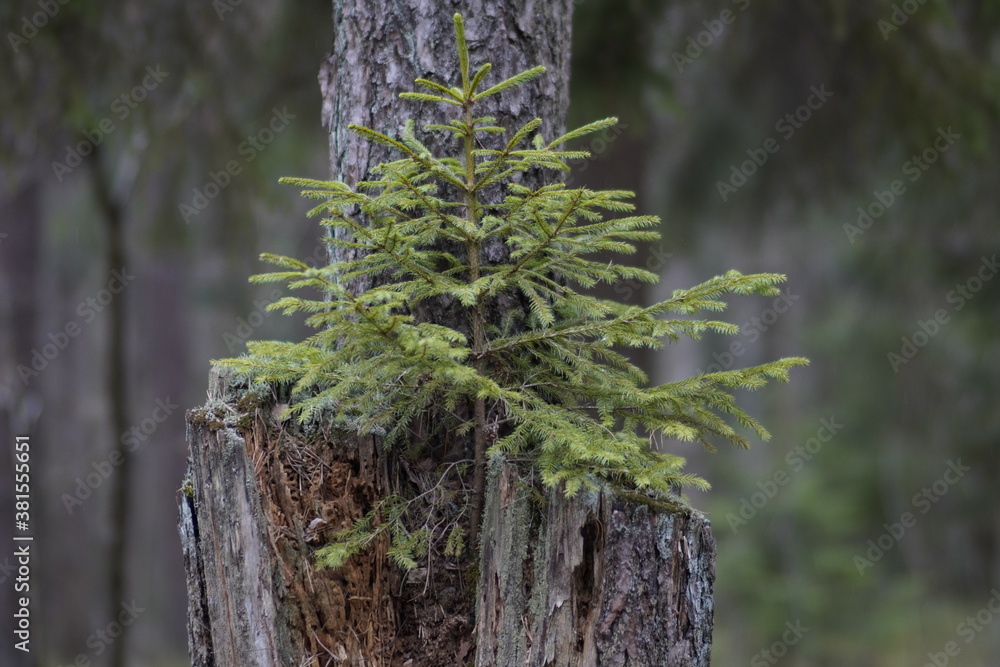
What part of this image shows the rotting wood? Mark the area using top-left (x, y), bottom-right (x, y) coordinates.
top-left (475, 460), bottom-right (716, 666)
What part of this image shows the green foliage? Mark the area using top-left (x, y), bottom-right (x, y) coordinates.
top-left (315, 464), bottom-right (467, 573)
top-left (314, 495), bottom-right (432, 571)
top-left (215, 13), bottom-right (807, 569)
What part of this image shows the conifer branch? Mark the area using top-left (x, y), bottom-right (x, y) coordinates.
top-left (503, 189), bottom-right (584, 278)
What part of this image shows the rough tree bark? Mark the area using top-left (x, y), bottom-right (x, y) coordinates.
top-left (475, 463), bottom-right (715, 666)
top-left (178, 2), bottom-right (716, 665)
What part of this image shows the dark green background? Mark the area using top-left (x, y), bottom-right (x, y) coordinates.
top-left (2, 0), bottom-right (998, 664)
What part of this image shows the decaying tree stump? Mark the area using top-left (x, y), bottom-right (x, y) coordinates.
top-left (180, 368), bottom-right (402, 665)
top-left (180, 369), bottom-right (299, 666)
top-left (476, 462), bottom-right (715, 666)
top-left (178, 1), bottom-right (717, 665)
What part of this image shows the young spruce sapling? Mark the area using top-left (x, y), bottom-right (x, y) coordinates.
top-left (216, 13), bottom-right (808, 569)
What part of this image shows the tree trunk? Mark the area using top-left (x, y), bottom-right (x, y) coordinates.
top-left (475, 462), bottom-right (715, 666)
top-left (90, 149), bottom-right (132, 667)
top-left (179, 2), bottom-right (716, 665)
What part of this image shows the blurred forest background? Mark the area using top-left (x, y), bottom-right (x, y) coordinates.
top-left (1, 0), bottom-right (998, 665)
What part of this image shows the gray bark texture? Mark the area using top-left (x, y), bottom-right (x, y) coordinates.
top-left (475, 462), bottom-right (715, 666)
top-left (321, 0), bottom-right (574, 307)
top-left (178, 1), bottom-right (717, 665)
top-left (180, 369), bottom-right (300, 667)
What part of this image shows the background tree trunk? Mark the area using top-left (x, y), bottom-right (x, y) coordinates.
top-left (89, 150), bottom-right (132, 667)
top-left (178, 1), bottom-right (716, 665)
